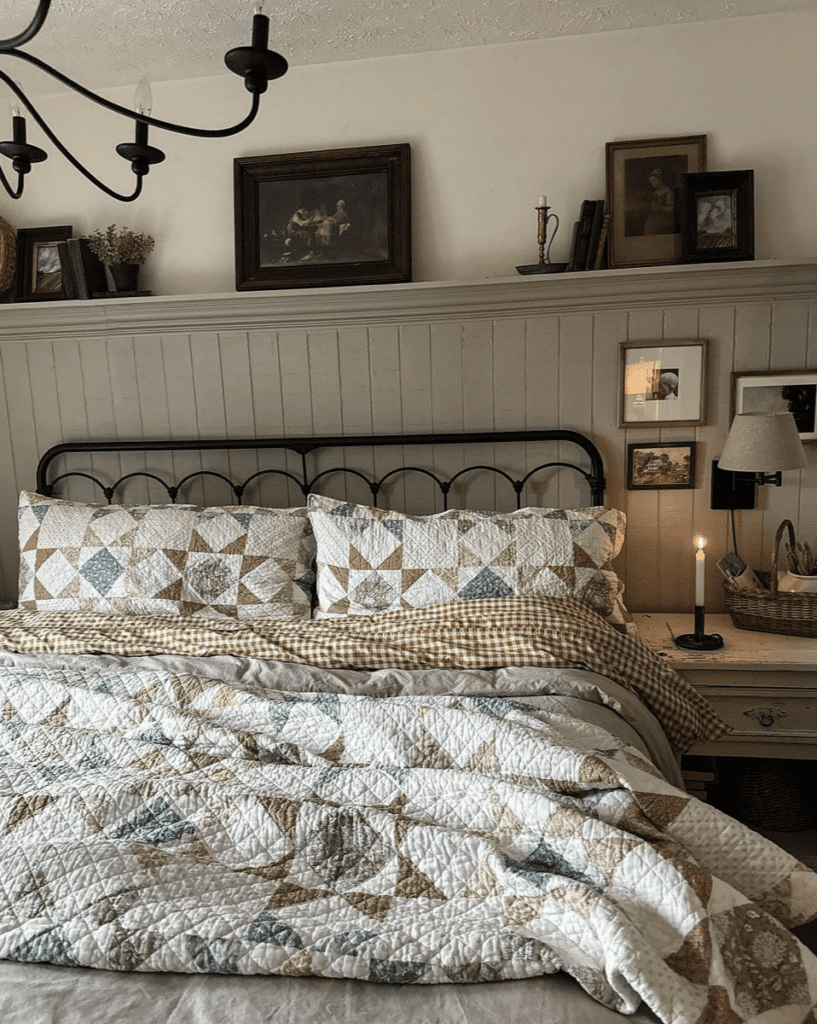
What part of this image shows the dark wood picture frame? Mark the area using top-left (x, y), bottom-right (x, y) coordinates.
top-left (234, 144), bottom-right (411, 291)
top-left (681, 169), bottom-right (754, 263)
top-left (732, 368), bottom-right (817, 442)
top-left (15, 225), bottom-right (72, 301)
top-left (627, 441), bottom-right (697, 490)
top-left (605, 135), bottom-right (707, 269)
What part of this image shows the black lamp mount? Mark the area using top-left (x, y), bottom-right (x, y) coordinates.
top-left (0, 0), bottom-right (288, 202)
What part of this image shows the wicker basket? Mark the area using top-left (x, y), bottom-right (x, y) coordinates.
top-left (723, 519), bottom-right (817, 637)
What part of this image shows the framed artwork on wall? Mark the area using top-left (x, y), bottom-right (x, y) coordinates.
top-left (680, 169), bottom-right (754, 263)
top-left (234, 143), bottom-right (411, 291)
top-left (732, 369), bottom-right (817, 442)
top-left (627, 441), bottom-right (696, 490)
top-left (605, 135), bottom-right (707, 269)
top-left (619, 339), bottom-right (708, 427)
top-left (15, 225), bottom-right (72, 301)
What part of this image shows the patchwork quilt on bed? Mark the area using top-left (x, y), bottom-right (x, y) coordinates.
top-left (0, 605), bottom-right (815, 1024)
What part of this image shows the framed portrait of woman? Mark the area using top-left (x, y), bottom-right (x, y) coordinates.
top-left (605, 136), bottom-right (707, 269)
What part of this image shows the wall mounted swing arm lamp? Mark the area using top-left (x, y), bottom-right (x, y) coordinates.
top-left (0, 0), bottom-right (288, 202)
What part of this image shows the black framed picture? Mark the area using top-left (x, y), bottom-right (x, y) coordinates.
top-left (681, 170), bottom-right (754, 263)
top-left (605, 135), bottom-right (707, 269)
top-left (732, 369), bottom-right (817, 441)
top-left (234, 144), bottom-right (411, 291)
top-left (15, 225), bottom-right (72, 301)
top-left (627, 441), bottom-right (697, 490)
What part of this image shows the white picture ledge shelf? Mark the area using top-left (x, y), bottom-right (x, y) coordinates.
top-left (1, 257), bottom-right (816, 342)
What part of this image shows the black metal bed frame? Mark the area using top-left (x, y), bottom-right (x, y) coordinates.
top-left (35, 429), bottom-right (606, 508)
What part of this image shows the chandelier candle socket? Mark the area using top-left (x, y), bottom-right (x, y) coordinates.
top-left (674, 535), bottom-right (724, 650)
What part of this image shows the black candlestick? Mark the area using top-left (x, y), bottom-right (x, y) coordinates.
top-left (674, 606), bottom-right (724, 650)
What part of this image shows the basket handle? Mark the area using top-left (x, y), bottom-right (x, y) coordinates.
top-left (770, 519), bottom-right (797, 595)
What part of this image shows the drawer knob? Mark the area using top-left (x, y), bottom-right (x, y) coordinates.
top-left (743, 707), bottom-right (788, 728)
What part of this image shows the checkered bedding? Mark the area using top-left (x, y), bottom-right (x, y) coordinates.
top-left (0, 598), bottom-right (815, 1024)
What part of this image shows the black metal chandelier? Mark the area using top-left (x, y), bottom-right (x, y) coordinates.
top-left (0, 1), bottom-right (288, 202)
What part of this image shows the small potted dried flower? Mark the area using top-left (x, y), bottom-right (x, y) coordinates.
top-left (780, 537), bottom-right (817, 593)
top-left (84, 224), bottom-right (155, 292)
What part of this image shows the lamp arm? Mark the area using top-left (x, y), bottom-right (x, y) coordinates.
top-left (5, 50), bottom-right (262, 138)
top-left (0, 71), bottom-right (143, 201)
top-left (0, 0), bottom-right (51, 52)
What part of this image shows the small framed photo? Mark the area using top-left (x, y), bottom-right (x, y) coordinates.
top-left (732, 369), bottom-right (817, 442)
top-left (627, 441), bottom-right (697, 490)
top-left (234, 143), bottom-right (411, 291)
top-left (681, 169), bottom-right (754, 263)
top-left (619, 339), bottom-right (708, 427)
top-left (15, 225), bottom-right (72, 301)
top-left (605, 135), bottom-right (707, 269)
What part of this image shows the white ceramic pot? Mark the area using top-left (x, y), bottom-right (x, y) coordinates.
top-left (777, 570), bottom-right (817, 593)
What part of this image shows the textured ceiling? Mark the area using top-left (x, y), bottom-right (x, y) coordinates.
top-left (3, 0), bottom-right (816, 95)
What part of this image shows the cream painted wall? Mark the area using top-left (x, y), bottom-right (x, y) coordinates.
top-left (2, 10), bottom-right (816, 296)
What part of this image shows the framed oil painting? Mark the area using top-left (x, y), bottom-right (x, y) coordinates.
top-left (619, 339), bottom-right (708, 427)
top-left (627, 441), bottom-right (696, 490)
top-left (681, 169), bottom-right (754, 263)
top-left (605, 135), bottom-right (707, 269)
top-left (732, 369), bottom-right (817, 441)
top-left (15, 224), bottom-right (72, 301)
top-left (234, 143), bottom-right (411, 291)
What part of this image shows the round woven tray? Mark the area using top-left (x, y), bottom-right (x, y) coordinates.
top-left (724, 520), bottom-right (817, 636)
top-left (0, 216), bottom-right (16, 295)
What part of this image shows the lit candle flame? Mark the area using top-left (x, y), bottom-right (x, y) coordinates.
top-left (695, 535), bottom-right (706, 551)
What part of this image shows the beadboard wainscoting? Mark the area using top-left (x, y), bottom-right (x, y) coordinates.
top-left (1, 259), bottom-right (816, 614)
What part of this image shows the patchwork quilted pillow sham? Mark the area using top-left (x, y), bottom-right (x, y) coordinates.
top-left (307, 494), bottom-right (633, 632)
top-left (17, 491), bottom-right (316, 620)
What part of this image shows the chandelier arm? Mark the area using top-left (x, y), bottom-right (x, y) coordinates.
top-left (6, 50), bottom-right (262, 138)
top-left (0, 75), bottom-right (143, 201)
top-left (0, 162), bottom-right (24, 199)
top-left (0, 0), bottom-right (51, 51)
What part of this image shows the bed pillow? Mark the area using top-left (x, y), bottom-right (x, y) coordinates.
top-left (17, 491), bottom-right (316, 620)
top-left (307, 494), bottom-right (633, 632)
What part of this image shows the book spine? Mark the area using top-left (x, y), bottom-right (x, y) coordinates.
top-left (78, 238), bottom-right (108, 295)
top-left (56, 241), bottom-right (77, 299)
top-left (592, 214), bottom-right (611, 271)
top-left (66, 238), bottom-right (89, 299)
top-left (565, 221), bottom-right (580, 272)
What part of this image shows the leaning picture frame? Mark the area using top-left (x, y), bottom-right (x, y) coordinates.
top-left (619, 339), bottom-right (708, 427)
top-left (627, 441), bottom-right (697, 490)
top-left (15, 225), bottom-right (72, 301)
top-left (732, 369), bottom-right (817, 442)
top-left (234, 143), bottom-right (411, 291)
top-left (605, 135), bottom-right (707, 269)
top-left (681, 169), bottom-right (754, 263)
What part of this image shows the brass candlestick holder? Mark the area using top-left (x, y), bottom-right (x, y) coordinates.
top-left (516, 203), bottom-right (569, 275)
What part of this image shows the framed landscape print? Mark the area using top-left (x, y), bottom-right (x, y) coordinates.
top-left (234, 143), bottom-right (411, 291)
top-left (732, 369), bottom-right (817, 441)
top-left (681, 169), bottom-right (754, 263)
top-left (619, 339), bottom-right (707, 427)
top-left (627, 441), bottom-right (696, 490)
top-left (605, 135), bottom-right (707, 269)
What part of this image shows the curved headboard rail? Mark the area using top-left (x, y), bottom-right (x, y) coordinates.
top-left (35, 428), bottom-right (607, 508)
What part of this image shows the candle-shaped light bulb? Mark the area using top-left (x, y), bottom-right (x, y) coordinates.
top-left (9, 98), bottom-right (22, 120)
top-left (134, 76), bottom-right (153, 117)
top-left (254, 1), bottom-right (266, 12)
top-left (695, 535), bottom-right (706, 606)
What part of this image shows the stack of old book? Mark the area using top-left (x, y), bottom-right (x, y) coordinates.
top-left (56, 238), bottom-right (109, 299)
top-left (566, 198), bottom-right (609, 272)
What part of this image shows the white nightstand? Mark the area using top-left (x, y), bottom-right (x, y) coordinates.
top-left (636, 612), bottom-right (817, 759)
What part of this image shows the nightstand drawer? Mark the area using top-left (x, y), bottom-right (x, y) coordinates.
top-left (702, 688), bottom-right (817, 738)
